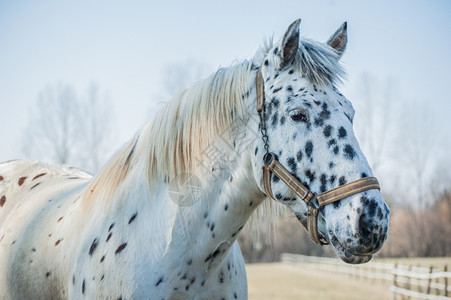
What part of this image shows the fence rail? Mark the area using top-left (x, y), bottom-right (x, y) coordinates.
top-left (280, 253), bottom-right (451, 300)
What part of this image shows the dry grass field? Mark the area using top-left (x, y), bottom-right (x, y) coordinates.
top-left (246, 257), bottom-right (451, 300)
top-left (374, 257), bottom-right (451, 268)
top-left (246, 262), bottom-right (391, 300)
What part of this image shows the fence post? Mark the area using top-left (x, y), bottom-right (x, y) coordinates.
top-left (406, 265), bottom-right (412, 300)
top-left (445, 265), bottom-right (448, 297)
top-left (392, 263), bottom-right (398, 300)
top-left (426, 265), bottom-right (433, 295)
top-left (417, 264), bottom-right (423, 294)
top-left (435, 266), bottom-right (440, 295)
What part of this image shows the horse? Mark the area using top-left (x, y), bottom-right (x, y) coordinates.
top-left (0, 19), bottom-right (390, 299)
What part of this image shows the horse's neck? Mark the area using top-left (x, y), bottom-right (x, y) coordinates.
top-left (164, 152), bottom-right (262, 262)
top-left (102, 77), bottom-right (264, 280)
top-left (155, 129), bottom-right (264, 283)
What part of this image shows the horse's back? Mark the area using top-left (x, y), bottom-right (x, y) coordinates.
top-left (0, 160), bottom-right (92, 299)
top-left (0, 160), bottom-right (90, 223)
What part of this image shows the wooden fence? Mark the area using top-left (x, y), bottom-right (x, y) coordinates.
top-left (281, 253), bottom-right (451, 300)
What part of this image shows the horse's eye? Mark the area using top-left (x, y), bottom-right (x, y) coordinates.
top-left (289, 109), bottom-right (309, 123)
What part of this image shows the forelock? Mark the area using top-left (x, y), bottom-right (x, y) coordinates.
top-left (254, 37), bottom-right (346, 86)
top-left (297, 39), bottom-right (346, 86)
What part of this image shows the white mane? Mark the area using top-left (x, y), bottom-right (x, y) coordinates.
top-left (82, 37), bottom-right (346, 207)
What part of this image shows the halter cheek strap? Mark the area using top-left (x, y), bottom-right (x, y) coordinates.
top-left (256, 67), bottom-right (381, 245)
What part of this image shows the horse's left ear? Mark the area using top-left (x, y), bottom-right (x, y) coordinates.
top-left (327, 22), bottom-right (348, 58)
top-left (279, 19), bottom-right (301, 70)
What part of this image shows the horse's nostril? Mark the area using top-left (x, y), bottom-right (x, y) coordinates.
top-left (358, 213), bottom-right (377, 244)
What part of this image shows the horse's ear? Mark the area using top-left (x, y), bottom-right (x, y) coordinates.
top-left (327, 22), bottom-right (348, 58)
top-left (279, 19), bottom-right (301, 70)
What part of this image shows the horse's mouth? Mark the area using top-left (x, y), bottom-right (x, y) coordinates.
top-left (329, 234), bottom-right (373, 264)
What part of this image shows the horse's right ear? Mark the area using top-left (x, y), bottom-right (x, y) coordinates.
top-left (327, 22), bottom-right (348, 58)
top-left (278, 19), bottom-right (301, 70)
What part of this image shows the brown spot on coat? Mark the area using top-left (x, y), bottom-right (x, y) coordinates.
top-left (0, 195), bottom-right (5, 207)
top-left (0, 176), bottom-right (3, 181)
top-left (57, 216), bottom-right (64, 222)
top-left (33, 173), bottom-right (47, 180)
top-left (30, 183), bottom-right (41, 190)
top-left (114, 242), bottom-right (127, 254)
top-left (55, 239), bottom-right (62, 246)
top-left (18, 177), bottom-right (27, 186)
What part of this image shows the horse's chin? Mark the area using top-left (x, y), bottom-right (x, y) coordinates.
top-left (329, 235), bottom-right (373, 264)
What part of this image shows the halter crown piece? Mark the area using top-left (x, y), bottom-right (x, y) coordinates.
top-left (256, 68), bottom-right (381, 245)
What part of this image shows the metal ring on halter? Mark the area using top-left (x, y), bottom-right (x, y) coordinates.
top-left (263, 152), bottom-right (274, 165)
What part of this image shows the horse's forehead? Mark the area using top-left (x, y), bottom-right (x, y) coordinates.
top-left (270, 70), bottom-right (354, 117)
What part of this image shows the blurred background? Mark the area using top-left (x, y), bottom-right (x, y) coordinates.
top-left (1, 1), bottom-right (450, 295)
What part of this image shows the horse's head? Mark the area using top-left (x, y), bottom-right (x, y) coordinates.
top-left (251, 19), bottom-right (390, 264)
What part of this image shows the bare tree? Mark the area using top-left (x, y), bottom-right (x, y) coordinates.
top-left (159, 59), bottom-right (212, 101)
top-left (397, 98), bottom-right (440, 208)
top-left (353, 72), bottom-right (400, 175)
top-left (147, 58), bottom-right (213, 120)
top-left (78, 83), bottom-right (114, 172)
top-left (22, 82), bottom-right (114, 173)
top-left (23, 83), bottom-right (80, 164)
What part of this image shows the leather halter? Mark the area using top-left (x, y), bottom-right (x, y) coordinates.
top-left (256, 68), bottom-right (380, 245)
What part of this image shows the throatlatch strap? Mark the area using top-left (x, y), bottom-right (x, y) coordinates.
top-left (307, 206), bottom-right (321, 245)
top-left (262, 165), bottom-right (275, 201)
top-left (316, 177), bottom-right (380, 206)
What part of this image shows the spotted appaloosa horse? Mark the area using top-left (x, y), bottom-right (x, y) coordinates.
top-left (0, 19), bottom-right (389, 299)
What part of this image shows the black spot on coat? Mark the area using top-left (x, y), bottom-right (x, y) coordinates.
top-left (339, 176), bottom-right (347, 186)
top-left (320, 174), bottom-right (327, 192)
top-left (296, 149), bottom-right (303, 162)
top-left (89, 238), bottom-right (99, 256)
top-left (271, 112), bottom-right (279, 127)
top-left (338, 127), bottom-right (347, 139)
top-left (287, 157), bottom-right (296, 173)
top-left (305, 141), bottom-right (313, 157)
top-left (343, 144), bottom-right (356, 160)
top-left (155, 276), bottom-right (164, 286)
top-left (323, 125), bottom-right (332, 137)
top-left (128, 213), bottom-right (138, 224)
top-left (305, 170), bottom-right (316, 183)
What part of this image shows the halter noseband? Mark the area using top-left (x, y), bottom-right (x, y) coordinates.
top-left (256, 67), bottom-right (380, 245)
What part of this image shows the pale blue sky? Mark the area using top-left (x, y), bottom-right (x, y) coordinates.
top-left (1, 0), bottom-right (450, 194)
